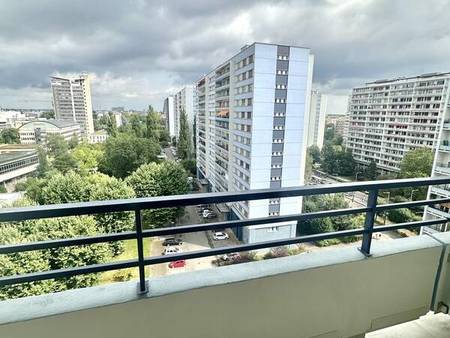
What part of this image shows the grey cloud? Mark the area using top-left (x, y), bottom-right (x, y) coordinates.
top-left (1, 0), bottom-right (450, 110)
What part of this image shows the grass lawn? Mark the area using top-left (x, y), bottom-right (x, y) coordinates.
top-left (100, 238), bottom-right (152, 284)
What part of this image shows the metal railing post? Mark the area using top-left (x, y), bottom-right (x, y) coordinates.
top-left (135, 209), bottom-right (148, 294)
top-left (360, 189), bottom-right (378, 256)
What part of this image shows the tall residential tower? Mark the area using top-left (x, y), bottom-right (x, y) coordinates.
top-left (50, 74), bottom-right (94, 138)
top-left (307, 90), bottom-right (327, 149)
top-left (345, 73), bottom-right (450, 174)
top-left (196, 43), bottom-right (314, 244)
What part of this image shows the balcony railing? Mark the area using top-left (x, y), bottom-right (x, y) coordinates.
top-left (2, 177), bottom-right (450, 294)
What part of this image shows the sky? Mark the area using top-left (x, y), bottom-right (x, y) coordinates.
top-left (1, 0), bottom-right (450, 112)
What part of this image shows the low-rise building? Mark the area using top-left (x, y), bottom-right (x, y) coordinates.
top-left (88, 130), bottom-right (109, 144)
top-left (18, 120), bottom-right (81, 145)
top-left (0, 145), bottom-right (39, 185)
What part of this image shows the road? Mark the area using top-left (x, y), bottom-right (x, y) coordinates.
top-left (148, 180), bottom-right (239, 277)
top-left (164, 147), bottom-right (175, 160)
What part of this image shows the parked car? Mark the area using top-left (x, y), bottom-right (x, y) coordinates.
top-left (162, 237), bottom-right (183, 246)
top-left (168, 260), bottom-right (186, 268)
top-left (213, 231), bottom-right (229, 240)
top-left (162, 246), bottom-right (182, 255)
top-left (204, 212), bottom-right (217, 219)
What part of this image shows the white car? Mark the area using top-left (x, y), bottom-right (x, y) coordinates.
top-left (162, 246), bottom-right (182, 255)
top-left (213, 232), bottom-right (229, 240)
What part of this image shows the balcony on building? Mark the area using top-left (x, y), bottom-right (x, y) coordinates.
top-left (2, 178), bottom-right (450, 338)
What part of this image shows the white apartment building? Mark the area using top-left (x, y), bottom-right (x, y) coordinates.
top-left (307, 90), bottom-right (327, 149)
top-left (346, 72), bottom-right (450, 174)
top-left (88, 130), bottom-right (109, 144)
top-left (196, 43), bottom-right (314, 244)
top-left (51, 74), bottom-right (94, 138)
top-left (18, 120), bottom-right (81, 144)
top-left (163, 96), bottom-right (175, 138)
top-left (163, 86), bottom-right (195, 143)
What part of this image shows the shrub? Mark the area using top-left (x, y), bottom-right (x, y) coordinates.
top-left (112, 270), bottom-right (133, 282)
top-left (387, 208), bottom-right (416, 223)
top-left (263, 247), bottom-right (289, 260)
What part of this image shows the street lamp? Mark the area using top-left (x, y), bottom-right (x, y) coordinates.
top-left (381, 191), bottom-right (390, 225)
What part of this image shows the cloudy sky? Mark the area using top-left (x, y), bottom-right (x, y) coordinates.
top-left (1, 0), bottom-right (450, 112)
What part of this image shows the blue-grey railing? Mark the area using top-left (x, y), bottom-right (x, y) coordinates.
top-left (1, 177), bottom-right (450, 294)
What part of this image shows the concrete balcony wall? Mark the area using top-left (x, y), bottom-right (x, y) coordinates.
top-left (1, 235), bottom-right (449, 338)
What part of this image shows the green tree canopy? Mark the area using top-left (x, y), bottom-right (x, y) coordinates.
top-left (399, 148), bottom-right (433, 178)
top-left (72, 143), bottom-right (103, 174)
top-left (177, 109), bottom-right (192, 160)
top-left (99, 134), bottom-right (160, 178)
top-left (0, 128), bottom-right (20, 144)
top-left (365, 160), bottom-right (378, 180)
top-left (308, 145), bottom-right (321, 164)
top-left (126, 161), bottom-right (189, 227)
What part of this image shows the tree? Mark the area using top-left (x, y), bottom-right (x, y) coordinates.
top-left (321, 144), bottom-right (337, 174)
top-left (68, 135), bottom-right (79, 149)
top-left (308, 145), bottom-right (321, 164)
top-left (336, 149), bottom-right (356, 176)
top-left (126, 161), bottom-right (189, 228)
top-left (0, 215), bottom-right (111, 300)
top-left (365, 160), bottom-right (378, 180)
top-left (72, 143), bottom-right (103, 174)
top-left (146, 106), bottom-right (161, 143)
top-left (53, 152), bottom-right (78, 173)
top-left (399, 148), bottom-right (433, 179)
top-left (40, 111), bottom-right (55, 119)
top-left (99, 134), bottom-right (160, 178)
top-left (177, 109), bottom-right (192, 160)
top-left (0, 128), bottom-right (20, 144)
top-left (106, 112), bottom-right (118, 137)
top-left (36, 146), bottom-right (50, 177)
top-left (46, 134), bottom-right (69, 156)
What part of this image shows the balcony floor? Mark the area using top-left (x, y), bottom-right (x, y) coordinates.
top-left (366, 313), bottom-right (450, 338)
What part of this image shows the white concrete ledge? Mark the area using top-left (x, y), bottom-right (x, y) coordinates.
top-left (0, 235), bottom-right (443, 327)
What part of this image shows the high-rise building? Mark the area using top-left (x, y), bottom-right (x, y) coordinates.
top-left (345, 72), bottom-right (450, 174)
top-left (196, 42), bottom-right (314, 244)
top-left (326, 114), bottom-right (348, 136)
top-left (307, 90), bottom-right (327, 149)
top-left (163, 86), bottom-right (195, 143)
top-left (50, 74), bottom-right (94, 138)
top-left (163, 96), bottom-right (175, 138)
top-left (174, 85), bottom-right (195, 141)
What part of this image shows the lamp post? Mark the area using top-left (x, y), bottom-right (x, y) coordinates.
top-left (382, 191), bottom-right (390, 224)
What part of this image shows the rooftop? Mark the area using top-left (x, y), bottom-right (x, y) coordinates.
top-left (19, 119), bottom-right (80, 129)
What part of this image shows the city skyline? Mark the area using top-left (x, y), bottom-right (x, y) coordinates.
top-left (1, 0), bottom-right (450, 110)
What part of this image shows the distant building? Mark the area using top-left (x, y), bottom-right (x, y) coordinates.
top-left (163, 85), bottom-right (195, 141)
top-left (326, 114), bottom-right (348, 136)
top-left (345, 72), bottom-right (450, 174)
top-left (50, 74), bottom-right (94, 138)
top-left (195, 42), bottom-right (314, 244)
top-left (163, 96), bottom-right (175, 138)
top-left (0, 145), bottom-right (39, 185)
top-left (88, 130), bottom-right (109, 144)
top-left (174, 85), bottom-right (195, 141)
top-left (111, 106), bottom-right (125, 113)
top-left (111, 112), bottom-right (122, 128)
top-left (18, 120), bottom-right (81, 145)
top-left (307, 90), bottom-right (327, 149)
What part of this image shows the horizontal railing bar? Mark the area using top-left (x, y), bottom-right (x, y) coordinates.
top-left (1, 218), bottom-right (447, 287)
top-left (376, 197), bottom-right (450, 211)
top-left (373, 218), bottom-right (448, 232)
top-left (1, 177), bottom-right (450, 222)
top-left (0, 208), bottom-right (369, 254)
top-left (142, 207), bottom-right (370, 238)
top-left (0, 259), bottom-right (138, 287)
top-left (0, 232), bottom-right (137, 254)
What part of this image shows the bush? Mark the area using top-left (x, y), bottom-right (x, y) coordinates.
top-left (0, 185), bottom-right (6, 193)
top-left (14, 181), bottom-right (27, 192)
top-left (263, 247), bottom-right (289, 260)
top-left (112, 270), bottom-right (133, 282)
top-left (387, 208), bottom-right (416, 223)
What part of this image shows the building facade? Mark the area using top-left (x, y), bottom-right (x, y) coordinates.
top-left (326, 114), bottom-right (348, 136)
top-left (163, 96), bottom-right (175, 138)
top-left (88, 130), bottom-right (109, 144)
top-left (18, 120), bottom-right (81, 145)
top-left (51, 74), bottom-right (94, 138)
top-left (0, 145), bottom-right (39, 185)
top-left (307, 90), bottom-right (327, 149)
top-left (345, 72), bottom-right (450, 174)
top-left (196, 43), bottom-right (314, 244)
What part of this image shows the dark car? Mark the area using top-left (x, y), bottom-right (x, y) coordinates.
top-left (162, 237), bottom-right (183, 246)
